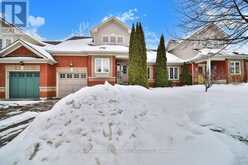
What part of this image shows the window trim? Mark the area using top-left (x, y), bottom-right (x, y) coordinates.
top-left (95, 58), bottom-right (110, 74)
top-left (102, 36), bottom-right (109, 43)
top-left (229, 61), bottom-right (241, 75)
top-left (168, 67), bottom-right (180, 80)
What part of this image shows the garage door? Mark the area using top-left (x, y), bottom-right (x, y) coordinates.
top-left (58, 72), bottom-right (87, 97)
top-left (9, 72), bottom-right (40, 99)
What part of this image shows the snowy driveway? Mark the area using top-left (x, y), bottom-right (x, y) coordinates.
top-left (0, 100), bottom-right (58, 147)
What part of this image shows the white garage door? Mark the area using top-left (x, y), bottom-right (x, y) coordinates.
top-left (58, 72), bottom-right (87, 98)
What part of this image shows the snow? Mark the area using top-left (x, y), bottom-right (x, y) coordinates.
top-left (0, 112), bottom-right (38, 130)
top-left (0, 101), bottom-right (41, 109)
top-left (1, 83), bottom-right (247, 165)
top-left (189, 48), bottom-right (248, 62)
top-left (147, 50), bottom-right (185, 64)
top-left (45, 39), bottom-right (129, 54)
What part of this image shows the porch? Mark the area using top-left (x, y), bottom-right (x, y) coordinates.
top-left (192, 58), bottom-right (248, 84)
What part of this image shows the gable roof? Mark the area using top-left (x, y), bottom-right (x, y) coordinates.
top-left (0, 39), bottom-right (56, 64)
top-left (169, 23), bottom-right (227, 51)
top-left (0, 17), bottom-right (46, 46)
top-left (90, 17), bottom-right (130, 35)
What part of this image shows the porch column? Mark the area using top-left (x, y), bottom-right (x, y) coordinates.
top-left (207, 58), bottom-right (211, 79)
top-left (191, 63), bottom-right (194, 84)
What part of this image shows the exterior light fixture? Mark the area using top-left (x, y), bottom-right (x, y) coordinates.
top-left (20, 61), bottom-right (24, 70)
top-left (69, 63), bottom-right (74, 72)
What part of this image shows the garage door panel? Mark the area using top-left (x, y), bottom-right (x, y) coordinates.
top-left (9, 72), bottom-right (40, 99)
top-left (58, 72), bottom-right (87, 98)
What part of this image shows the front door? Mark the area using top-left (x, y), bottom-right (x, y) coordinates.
top-left (9, 72), bottom-right (40, 99)
top-left (117, 64), bottom-right (128, 84)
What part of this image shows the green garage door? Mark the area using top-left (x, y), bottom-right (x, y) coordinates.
top-left (9, 72), bottom-right (40, 99)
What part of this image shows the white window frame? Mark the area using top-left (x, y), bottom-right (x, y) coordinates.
top-left (102, 36), bottom-right (109, 43)
top-left (110, 35), bottom-right (116, 44)
top-left (117, 36), bottom-right (124, 44)
top-left (229, 61), bottom-right (241, 75)
top-left (95, 58), bottom-right (110, 73)
top-left (168, 67), bottom-right (179, 80)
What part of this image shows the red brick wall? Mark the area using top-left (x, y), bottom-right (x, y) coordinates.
top-left (6, 46), bottom-right (38, 58)
top-left (212, 61), bottom-right (227, 80)
top-left (54, 56), bottom-right (88, 67)
top-left (0, 64), bottom-right (5, 87)
top-left (88, 56), bottom-right (117, 86)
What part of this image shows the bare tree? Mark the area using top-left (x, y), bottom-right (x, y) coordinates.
top-left (179, 0), bottom-right (248, 44)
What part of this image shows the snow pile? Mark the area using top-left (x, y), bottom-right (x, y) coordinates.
top-left (0, 101), bottom-right (40, 109)
top-left (0, 83), bottom-right (237, 165)
top-left (0, 112), bottom-right (38, 130)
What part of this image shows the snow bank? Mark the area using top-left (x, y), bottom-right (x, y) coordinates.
top-left (0, 101), bottom-right (40, 109)
top-left (0, 83), bottom-right (236, 165)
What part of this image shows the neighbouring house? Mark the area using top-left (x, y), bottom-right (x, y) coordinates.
top-left (0, 17), bottom-right (184, 99)
top-left (0, 17), bottom-right (45, 49)
top-left (168, 23), bottom-right (248, 84)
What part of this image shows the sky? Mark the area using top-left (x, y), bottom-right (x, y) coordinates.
top-left (1, 0), bottom-right (182, 48)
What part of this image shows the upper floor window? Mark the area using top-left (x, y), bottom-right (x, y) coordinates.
top-left (95, 58), bottom-right (110, 73)
top-left (103, 36), bottom-right (109, 43)
top-left (6, 39), bottom-right (11, 46)
top-left (0, 39), bottom-right (2, 49)
top-left (117, 37), bottom-right (123, 44)
top-left (229, 61), bottom-right (241, 75)
top-left (110, 36), bottom-right (116, 44)
top-left (168, 67), bottom-right (179, 80)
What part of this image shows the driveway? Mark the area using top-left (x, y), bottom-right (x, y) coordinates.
top-left (0, 100), bottom-right (58, 147)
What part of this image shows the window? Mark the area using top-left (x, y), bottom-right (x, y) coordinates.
top-left (95, 58), bottom-right (110, 73)
top-left (60, 74), bottom-right (66, 79)
top-left (67, 73), bottom-right (73, 78)
top-left (110, 36), bottom-right (116, 44)
top-left (230, 61), bottom-right (241, 75)
top-left (147, 66), bottom-right (153, 80)
top-left (74, 73), bottom-right (80, 78)
top-left (147, 67), bottom-right (151, 79)
top-left (81, 73), bottom-right (87, 79)
top-left (122, 65), bottom-right (127, 74)
top-left (117, 37), bottom-right (123, 44)
top-left (0, 39), bottom-right (2, 49)
top-left (6, 39), bottom-right (11, 46)
top-left (103, 36), bottom-right (108, 43)
top-left (168, 67), bottom-right (179, 80)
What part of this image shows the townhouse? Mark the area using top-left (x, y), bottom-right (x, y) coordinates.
top-left (168, 23), bottom-right (248, 84)
top-left (0, 17), bottom-right (247, 100)
top-left (0, 17), bottom-right (183, 99)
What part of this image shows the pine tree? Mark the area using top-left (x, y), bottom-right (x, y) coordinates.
top-left (182, 62), bottom-right (192, 85)
top-left (139, 23), bottom-right (148, 87)
top-left (128, 22), bottom-right (148, 87)
top-left (155, 35), bottom-right (169, 87)
top-left (128, 24), bottom-right (135, 84)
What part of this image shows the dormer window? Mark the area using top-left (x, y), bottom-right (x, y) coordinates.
top-left (103, 36), bottom-right (109, 43)
top-left (110, 36), bottom-right (116, 44)
top-left (117, 37), bottom-right (123, 44)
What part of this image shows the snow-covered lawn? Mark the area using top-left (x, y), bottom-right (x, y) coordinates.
top-left (0, 83), bottom-right (247, 165)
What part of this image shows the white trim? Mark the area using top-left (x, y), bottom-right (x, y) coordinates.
top-left (94, 58), bottom-right (110, 74)
top-left (168, 66), bottom-right (180, 81)
top-left (229, 61), bottom-right (241, 75)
